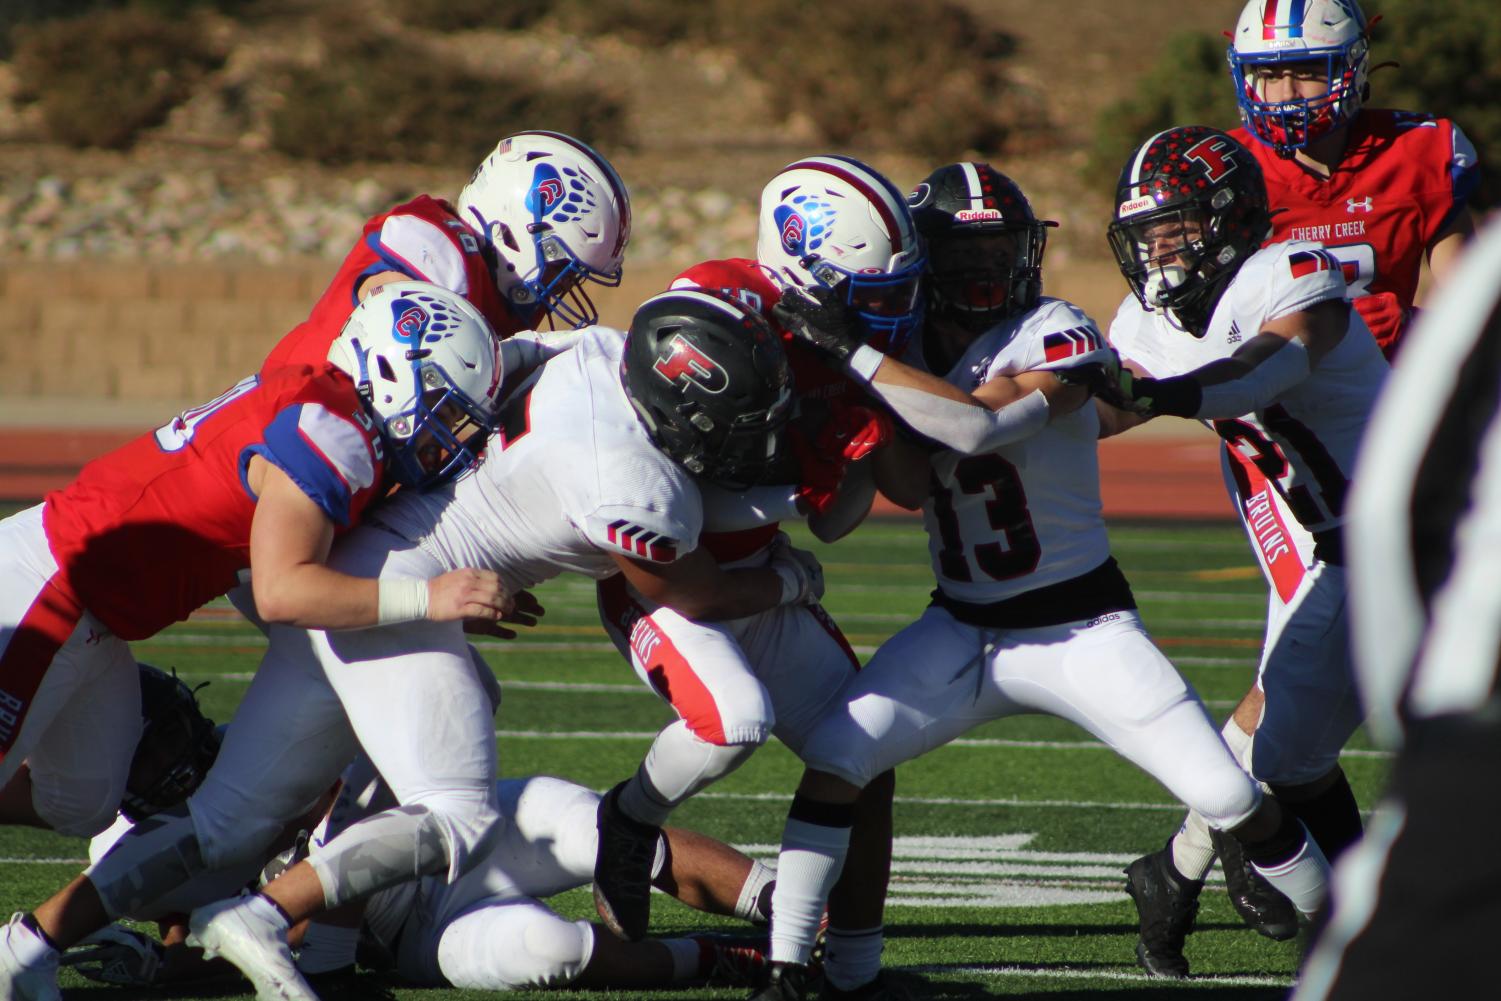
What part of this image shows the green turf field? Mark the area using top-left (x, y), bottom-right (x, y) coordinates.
top-left (0, 516), bottom-right (1385, 1000)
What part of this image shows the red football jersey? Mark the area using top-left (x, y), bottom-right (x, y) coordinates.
top-left (671, 258), bottom-right (868, 561)
top-left (1232, 109), bottom-right (1479, 357)
top-left (262, 195), bottom-right (522, 373)
top-left (44, 367), bottom-right (388, 640)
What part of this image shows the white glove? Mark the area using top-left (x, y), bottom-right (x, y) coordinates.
top-left (767, 532), bottom-right (825, 606)
top-left (61, 924), bottom-right (165, 987)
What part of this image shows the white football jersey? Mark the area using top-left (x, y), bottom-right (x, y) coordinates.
top-left (1109, 241), bottom-right (1388, 535)
top-left (371, 326), bottom-right (703, 590)
top-left (918, 298), bottom-right (1116, 603)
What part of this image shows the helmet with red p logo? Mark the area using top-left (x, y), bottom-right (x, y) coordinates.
top-left (1106, 126), bottom-right (1272, 332)
top-left (622, 288), bottom-right (794, 490)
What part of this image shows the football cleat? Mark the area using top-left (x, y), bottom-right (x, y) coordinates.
top-left (1123, 842), bottom-right (1202, 979)
top-left (187, 893), bottom-right (318, 1001)
top-left (745, 961), bottom-right (815, 1001)
top-left (591, 780), bottom-right (662, 941)
top-left (0, 914), bottom-right (61, 1001)
top-left (1210, 827), bottom-right (1300, 941)
top-left (692, 933), bottom-right (770, 987)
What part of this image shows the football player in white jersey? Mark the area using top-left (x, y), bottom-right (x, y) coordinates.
top-left (1, 290), bottom-right (820, 1001)
top-left (588, 155), bottom-right (1076, 993)
top-left (71, 756), bottom-right (777, 994)
top-left (747, 163), bottom-right (1332, 1000)
top-left (1096, 124), bottom-right (1388, 976)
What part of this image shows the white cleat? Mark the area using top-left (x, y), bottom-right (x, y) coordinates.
top-left (0, 913), bottom-right (62, 1001)
top-left (186, 894), bottom-right (318, 1001)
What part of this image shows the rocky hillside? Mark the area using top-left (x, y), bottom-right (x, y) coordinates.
top-left (0, 0), bottom-right (1245, 271)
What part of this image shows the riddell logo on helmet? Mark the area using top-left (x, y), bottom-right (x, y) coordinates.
top-left (1117, 194), bottom-right (1158, 218)
top-left (955, 208), bottom-right (1004, 222)
top-left (654, 334), bottom-right (729, 394)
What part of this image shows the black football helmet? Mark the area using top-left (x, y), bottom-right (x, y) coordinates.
top-left (1106, 126), bottom-right (1272, 333)
top-left (622, 289), bottom-right (794, 490)
top-left (909, 162), bottom-right (1058, 331)
top-left (121, 663), bottom-right (221, 822)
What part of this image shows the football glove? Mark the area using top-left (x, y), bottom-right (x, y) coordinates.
top-left (61, 924), bottom-right (165, 988)
top-left (815, 404), bottom-right (893, 463)
top-left (767, 532), bottom-right (825, 605)
top-left (771, 285), bottom-right (863, 368)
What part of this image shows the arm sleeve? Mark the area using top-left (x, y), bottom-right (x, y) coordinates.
top-left (869, 383), bottom-right (1051, 454)
top-left (375, 214), bottom-right (474, 294)
top-left (698, 483), bottom-right (802, 532)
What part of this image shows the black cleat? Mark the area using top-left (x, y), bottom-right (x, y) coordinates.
top-left (746, 962), bottom-right (814, 1001)
top-left (592, 780), bottom-right (661, 941)
top-left (1211, 827), bottom-right (1299, 941)
top-left (1124, 842), bottom-right (1202, 979)
top-left (690, 933), bottom-right (769, 988)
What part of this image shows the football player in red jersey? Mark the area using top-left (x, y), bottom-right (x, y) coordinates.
top-left (0, 283), bottom-right (509, 844)
top-left (1226, 0), bottom-right (1479, 361)
top-left (1196, 0), bottom-right (1480, 940)
top-left (261, 130), bottom-right (631, 373)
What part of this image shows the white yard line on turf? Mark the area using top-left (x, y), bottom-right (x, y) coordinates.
top-left (911, 963), bottom-right (1294, 988)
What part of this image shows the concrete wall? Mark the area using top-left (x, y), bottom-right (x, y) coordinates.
top-left (0, 257), bottom-right (1128, 418)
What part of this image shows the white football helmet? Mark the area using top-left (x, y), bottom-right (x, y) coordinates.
top-left (756, 154), bottom-right (926, 354)
top-left (328, 281), bottom-right (503, 489)
top-left (457, 131), bottom-right (631, 329)
top-left (1228, 0), bottom-right (1371, 157)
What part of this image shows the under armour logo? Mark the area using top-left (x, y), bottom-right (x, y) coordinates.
top-left (1346, 197), bottom-right (1373, 214)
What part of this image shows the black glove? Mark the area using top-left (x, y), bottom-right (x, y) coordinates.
top-left (771, 285), bottom-right (863, 367)
top-left (1118, 371), bottom-right (1203, 418)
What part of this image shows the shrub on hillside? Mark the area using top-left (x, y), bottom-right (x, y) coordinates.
top-left (267, 25), bottom-right (627, 166)
top-left (0, 0), bottom-right (242, 55)
top-left (1084, 31), bottom-right (1240, 193)
top-left (10, 7), bottom-right (225, 149)
top-left (394, 0), bottom-right (549, 33)
top-left (1366, 0), bottom-right (1501, 207)
top-left (715, 0), bottom-right (1023, 159)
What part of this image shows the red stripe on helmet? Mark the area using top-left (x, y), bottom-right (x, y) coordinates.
top-left (787, 157), bottom-right (908, 254)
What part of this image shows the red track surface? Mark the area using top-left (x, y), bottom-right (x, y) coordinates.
top-left (0, 427), bottom-right (1233, 519)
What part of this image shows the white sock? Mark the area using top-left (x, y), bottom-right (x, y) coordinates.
top-left (769, 817), bottom-right (851, 966)
top-left (734, 859), bottom-right (776, 925)
top-left (1254, 829), bottom-right (1330, 916)
top-left (661, 937), bottom-right (701, 982)
top-left (824, 925), bottom-right (884, 990)
top-left (295, 922), bottom-right (360, 975)
top-left (1172, 716), bottom-right (1259, 881)
top-left (1172, 810), bottom-right (1217, 882)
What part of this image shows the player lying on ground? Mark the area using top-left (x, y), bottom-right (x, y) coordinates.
top-left (72, 763), bottom-right (778, 994)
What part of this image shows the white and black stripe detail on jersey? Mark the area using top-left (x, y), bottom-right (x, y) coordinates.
top-left (606, 519), bottom-right (679, 563)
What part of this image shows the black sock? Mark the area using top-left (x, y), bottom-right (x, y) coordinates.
top-left (1272, 769), bottom-right (1362, 861)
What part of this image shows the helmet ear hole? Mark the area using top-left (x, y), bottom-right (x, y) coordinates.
top-left (377, 355), bottom-right (398, 383)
